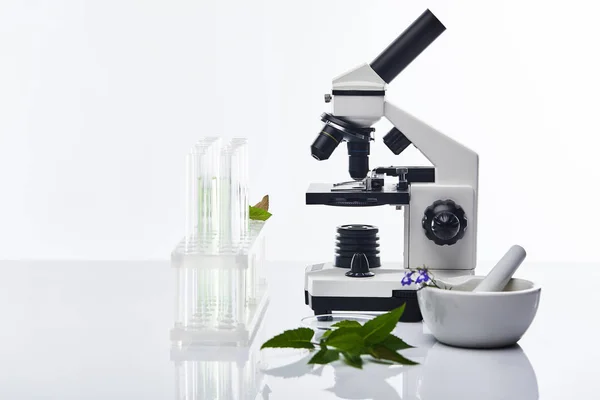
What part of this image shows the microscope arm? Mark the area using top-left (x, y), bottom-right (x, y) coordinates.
top-left (384, 101), bottom-right (478, 191)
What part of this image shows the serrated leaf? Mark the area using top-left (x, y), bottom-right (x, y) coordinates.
top-left (253, 195), bottom-right (269, 211)
top-left (342, 352), bottom-right (363, 369)
top-left (331, 320), bottom-right (362, 328)
top-left (321, 329), bottom-right (332, 339)
top-left (381, 334), bottom-right (413, 351)
top-left (326, 332), bottom-right (365, 354)
top-left (261, 327), bottom-right (315, 350)
top-left (249, 206), bottom-right (272, 221)
top-left (308, 348), bottom-right (339, 365)
top-left (324, 327), bottom-right (362, 341)
top-left (323, 327), bottom-right (364, 352)
top-left (368, 344), bottom-right (418, 365)
top-left (361, 304), bottom-right (406, 345)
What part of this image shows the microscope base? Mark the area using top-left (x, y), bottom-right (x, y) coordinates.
top-left (304, 262), bottom-right (423, 322)
top-left (305, 290), bottom-right (422, 322)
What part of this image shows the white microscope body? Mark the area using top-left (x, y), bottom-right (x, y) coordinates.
top-left (304, 9), bottom-right (479, 322)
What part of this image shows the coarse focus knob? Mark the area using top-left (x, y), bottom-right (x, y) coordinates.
top-left (345, 253), bottom-right (374, 278)
top-left (422, 200), bottom-right (467, 246)
top-left (383, 127), bottom-right (411, 155)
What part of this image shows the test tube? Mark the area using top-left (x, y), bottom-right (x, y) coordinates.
top-left (218, 142), bottom-right (233, 247)
top-left (185, 137), bottom-right (221, 246)
top-left (229, 138), bottom-right (249, 242)
top-left (184, 151), bottom-right (197, 248)
top-left (195, 138), bottom-right (221, 242)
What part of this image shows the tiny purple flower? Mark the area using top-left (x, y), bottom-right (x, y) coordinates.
top-left (415, 270), bottom-right (430, 284)
top-left (401, 271), bottom-right (414, 286)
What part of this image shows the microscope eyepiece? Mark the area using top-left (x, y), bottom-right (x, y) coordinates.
top-left (370, 9), bottom-right (446, 84)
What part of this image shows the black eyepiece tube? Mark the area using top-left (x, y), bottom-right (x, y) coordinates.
top-left (370, 9), bottom-right (446, 84)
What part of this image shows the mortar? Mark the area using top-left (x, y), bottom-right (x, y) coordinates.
top-left (417, 276), bottom-right (541, 348)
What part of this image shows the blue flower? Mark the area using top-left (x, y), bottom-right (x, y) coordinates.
top-left (415, 270), bottom-right (430, 284)
top-left (401, 271), bottom-right (414, 286)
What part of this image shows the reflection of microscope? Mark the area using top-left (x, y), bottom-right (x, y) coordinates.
top-left (304, 9), bottom-right (479, 321)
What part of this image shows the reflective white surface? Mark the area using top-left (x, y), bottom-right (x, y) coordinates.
top-left (0, 260), bottom-right (595, 399)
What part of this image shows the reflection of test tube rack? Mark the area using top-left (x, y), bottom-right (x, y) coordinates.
top-left (171, 305), bottom-right (269, 400)
top-left (171, 137), bottom-right (268, 344)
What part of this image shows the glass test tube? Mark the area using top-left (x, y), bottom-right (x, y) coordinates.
top-left (196, 137), bottom-right (221, 241)
top-left (230, 138), bottom-right (249, 240)
top-left (184, 137), bottom-right (221, 245)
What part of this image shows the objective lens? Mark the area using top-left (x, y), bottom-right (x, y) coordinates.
top-left (311, 124), bottom-right (344, 161)
top-left (347, 141), bottom-right (370, 180)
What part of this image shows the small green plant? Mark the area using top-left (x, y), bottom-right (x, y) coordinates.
top-left (260, 305), bottom-right (417, 369)
top-left (249, 194), bottom-right (272, 221)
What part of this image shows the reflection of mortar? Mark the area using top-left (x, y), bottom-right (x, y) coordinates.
top-left (417, 342), bottom-right (538, 400)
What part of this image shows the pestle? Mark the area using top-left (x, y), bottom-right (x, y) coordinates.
top-left (473, 245), bottom-right (527, 292)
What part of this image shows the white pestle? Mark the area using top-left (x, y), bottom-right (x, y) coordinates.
top-left (473, 245), bottom-right (527, 292)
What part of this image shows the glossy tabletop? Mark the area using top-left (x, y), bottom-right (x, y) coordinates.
top-left (0, 260), bottom-right (595, 399)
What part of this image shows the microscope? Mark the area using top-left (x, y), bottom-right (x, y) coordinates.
top-left (304, 9), bottom-right (479, 322)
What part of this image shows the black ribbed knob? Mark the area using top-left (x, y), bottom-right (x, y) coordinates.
top-left (383, 127), bottom-right (411, 155)
top-left (345, 253), bottom-right (374, 278)
top-left (422, 200), bottom-right (467, 246)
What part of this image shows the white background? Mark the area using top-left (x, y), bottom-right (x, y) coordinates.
top-left (1, 0), bottom-right (598, 263)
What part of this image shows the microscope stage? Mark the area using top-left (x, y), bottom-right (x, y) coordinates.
top-left (306, 183), bottom-right (409, 206)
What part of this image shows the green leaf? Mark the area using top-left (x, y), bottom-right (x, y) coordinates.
top-left (361, 304), bottom-right (406, 345)
top-left (321, 330), bottom-right (333, 339)
top-left (325, 327), bottom-right (362, 341)
top-left (331, 320), bottom-right (362, 328)
top-left (323, 327), bottom-right (365, 352)
top-left (308, 347), bottom-right (339, 365)
top-left (261, 328), bottom-right (315, 350)
top-left (249, 206), bottom-right (272, 221)
top-left (342, 352), bottom-right (363, 369)
top-left (381, 334), bottom-right (413, 351)
top-left (326, 331), bottom-right (365, 354)
top-left (368, 344), bottom-right (418, 365)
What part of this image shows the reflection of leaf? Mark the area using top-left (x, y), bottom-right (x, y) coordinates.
top-left (261, 384), bottom-right (272, 400)
top-left (254, 195), bottom-right (269, 211)
top-left (261, 354), bottom-right (314, 379)
top-left (261, 328), bottom-right (314, 349)
top-left (249, 206), bottom-right (272, 221)
top-left (361, 304), bottom-right (405, 345)
top-left (310, 365), bottom-right (325, 377)
top-left (368, 344), bottom-right (418, 365)
top-left (328, 363), bottom-right (403, 400)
